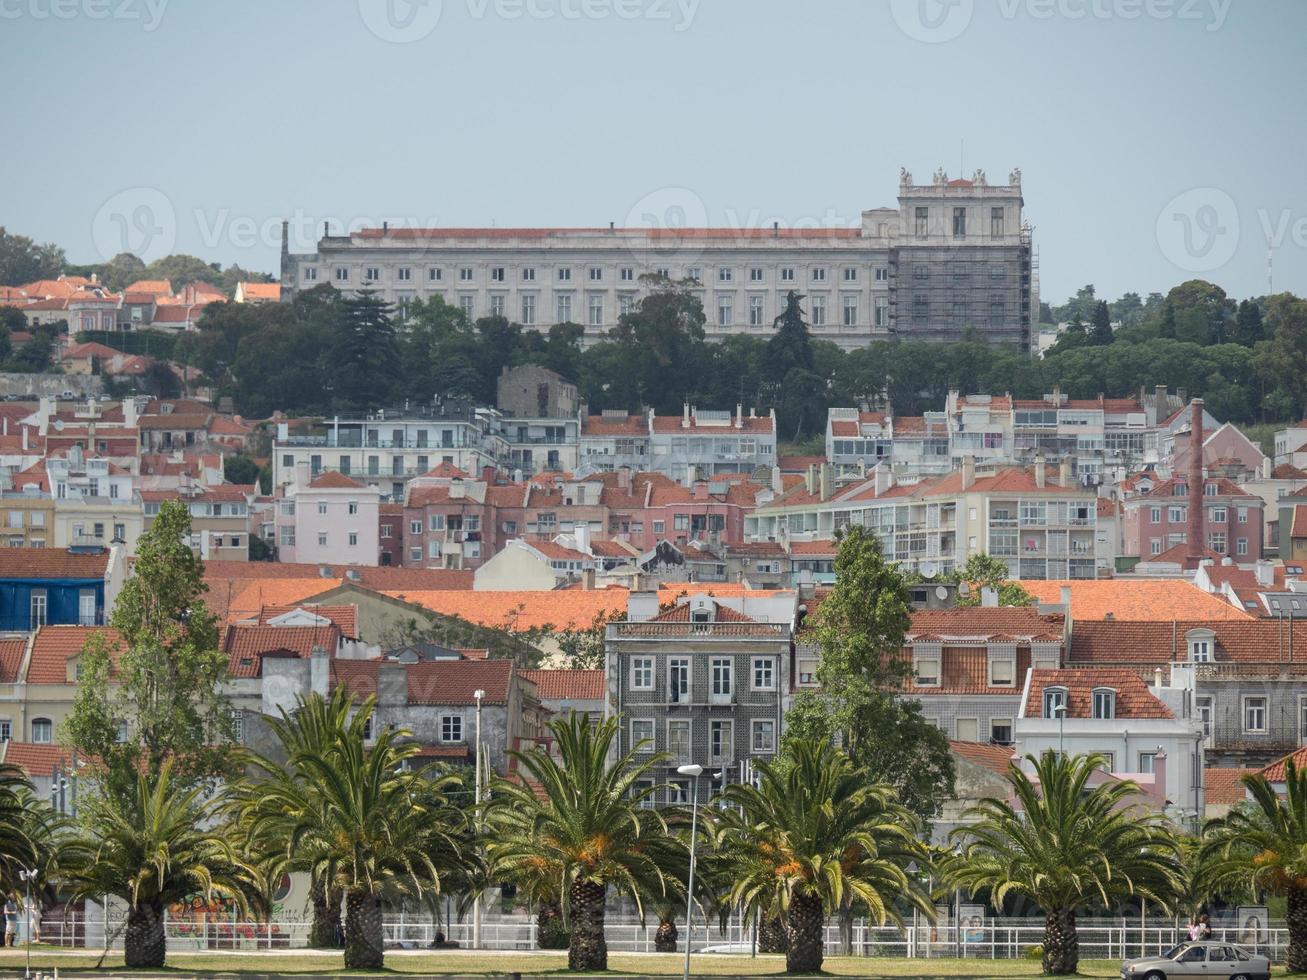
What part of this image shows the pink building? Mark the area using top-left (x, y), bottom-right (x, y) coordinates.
top-left (275, 470), bottom-right (381, 566)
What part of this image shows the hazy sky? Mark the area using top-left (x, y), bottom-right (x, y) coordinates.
top-left (2, 0), bottom-right (1303, 304)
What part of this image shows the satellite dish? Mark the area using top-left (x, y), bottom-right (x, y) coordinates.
top-left (920, 561), bottom-right (939, 579)
top-left (935, 585), bottom-right (950, 601)
top-left (53, 419), bottom-right (64, 431)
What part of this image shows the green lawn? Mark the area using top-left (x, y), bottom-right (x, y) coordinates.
top-left (0, 947), bottom-right (1130, 976)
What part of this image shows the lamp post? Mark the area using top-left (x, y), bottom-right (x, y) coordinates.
top-left (472, 688), bottom-right (485, 950)
top-left (1053, 703), bottom-right (1067, 756)
top-left (19, 867), bottom-right (35, 979)
top-left (676, 763), bottom-right (703, 980)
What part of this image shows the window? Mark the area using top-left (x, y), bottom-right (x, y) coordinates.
top-left (912, 295), bottom-right (928, 324)
top-left (318, 501), bottom-right (328, 515)
top-left (710, 658), bottom-right (733, 700)
top-left (31, 718), bottom-right (52, 744)
top-left (811, 295), bottom-right (826, 326)
top-left (717, 295), bottom-right (733, 326)
top-left (409, 547), bottom-right (421, 562)
top-left (490, 295), bottom-right (505, 317)
top-left (631, 718), bottom-right (655, 751)
top-left (668, 658), bottom-right (689, 703)
top-left (490, 267), bottom-right (505, 282)
top-left (991, 718), bottom-right (1013, 744)
top-left (588, 267), bottom-right (603, 281)
top-left (1244, 696), bottom-right (1268, 733)
top-left (428, 267), bottom-right (441, 281)
top-left (914, 206), bottom-right (928, 237)
top-left (1091, 688), bottom-right (1116, 719)
top-left (1211, 506), bottom-right (1228, 523)
top-left (79, 590), bottom-right (96, 626)
top-left (1043, 686), bottom-right (1067, 718)
top-left (913, 647), bottom-right (940, 687)
top-left (780, 267), bottom-right (795, 282)
top-left (709, 720), bottom-right (732, 761)
top-left (30, 589), bottom-right (47, 628)
top-left (458, 267), bottom-right (474, 282)
top-left (441, 715), bottom-right (464, 743)
top-left (875, 297), bottom-right (888, 326)
top-left (752, 657), bottom-right (775, 691)
top-left (1138, 751), bottom-right (1157, 774)
top-left (749, 267), bottom-right (763, 281)
top-left (1237, 537), bottom-right (1248, 556)
top-left (348, 532), bottom-right (358, 546)
top-left (718, 267), bottom-right (733, 282)
top-left (364, 266), bottom-right (380, 282)
top-left (955, 718), bottom-right (979, 742)
top-left (752, 720), bottom-right (775, 753)
top-left (989, 300), bottom-right (1005, 324)
top-left (668, 719), bottom-right (691, 759)
top-left (557, 267), bottom-right (572, 281)
top-left (1238, 507), bottom-right (1249, 524)
top-left (988, 651), bottom-right (1016, 687)
top-left (0, 720), bottom-right (8, 742)
top-left (631, 656), bottom-right (654, 690)
top-left (410, 519), bottom-right (422, 535)
top-left (556, 293), bottom-right (572, 322)
top-left (397, 267), bottom-right (412, 282)
top-left (1189, 636), bottom-right (1212, 662)
top-left (1168, 505), bottom-right (1186, 524)
top-left (588, 294), bottom-right (604, 326)
top-left (334, 267), bottom-right (349, 282)
top-left (304, 267), bottom-right (318, 281)
top-left (811, 268), bottom-right (827, 282)
top-left (749, 295), bottom-right (764, 326)
top-left (318, 532), bottom-right (328, 547)
top-left (686, 266), bottom-right (701, 282)
top-left (952, 207), bottom-right (966, 238)
top-left (521, 266), bottom-right (536, 282)
top-left (991, 206), bottom-right (1004, 237)
top-left (1150, 506), bottom-right (1162, 523)
top-left (521, 294), bottom-right (536, 325)
top-left (842, 295), bottom-right (857, 326)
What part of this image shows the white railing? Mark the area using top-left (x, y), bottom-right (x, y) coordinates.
top-left (33, 912), bottom-right (1290, 962)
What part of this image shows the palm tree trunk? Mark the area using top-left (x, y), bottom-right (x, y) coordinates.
top-left (759, 911), bottom-right (788, 954)
top-left (343, 889), bottom-right (384, 969)
top-left (309, 878), bottom-right (343, 949)
top-left (1288, 884), bottom-right (1307, 973)
top-left (1042, 907), bottom-right (1078, 976)
top-left (654, 916), bottom-right (678, 953)
top-left (785, 892), bottom-right (825, 974)
top-left (124, 900), bottom-right (166, 969)
top-left (567, 877), bottom-right (608, 971)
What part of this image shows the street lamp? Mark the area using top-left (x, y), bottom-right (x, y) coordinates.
top-left (676, 763), bottom-right (703, 980)
top-left (1053, 703), bottom-right (1068, 756)
top-left (472, 688), bottom-right (485, 950)
top-left (18, 868), bottom-right (36, 979)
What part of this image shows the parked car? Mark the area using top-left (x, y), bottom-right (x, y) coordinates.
top-left (1121, 941), bottom-right (1270, 980)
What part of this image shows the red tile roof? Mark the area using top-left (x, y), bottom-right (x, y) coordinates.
top-left (1141, 542), bottom-right (1226, 567)
top-left (2, 742), bottom-right (74, 777)
top-left (1024, 668), bottom-right (1174, 719)
top-left (1258, 747), bottom-right (1307, 782)
top-left (581, 414), bottom-right (646, 437)
top-left (653, 600), bottom-right (753, 623)
top-left (1292, 505), bottom-right (1307, 539)
top-left (308, 471), bottom-right (365, 490)
top-left (0, 548), bottom-right (108, 579)
top-left (222, 624), bottom-right (341, 678)
top-left (519, 668), bottom-right (605, 701)
top-left (529, 540), bottom-right (592, 562)
top-left (27, 626), bottom-right (121, 684)
top-left (906, 606), bottom-right (1064, 641)
top-left (1069, 619), bottom-right (1300, 665)
top-left (406, 658), bottom-right (514, 705)
top-left (252, 603), bottom-right (358, 637)
top-left (950, 740), bottom-right (1018, 777)
top-left (0, 637), bottom-right (27, 684)
top-left (1020, 580), bottom-right (1253, 622)
top-left (1205, 767), bottom-right (1254, 804)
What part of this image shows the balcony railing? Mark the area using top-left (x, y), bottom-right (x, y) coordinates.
top-left (609, 622), bottom-right (788, 639)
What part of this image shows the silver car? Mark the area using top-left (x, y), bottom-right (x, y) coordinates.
top-left (1121, 941), bottom-right (1270, 980)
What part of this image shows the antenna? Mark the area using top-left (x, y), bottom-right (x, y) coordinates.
top-left (959, 139), bottom-right (964, 178)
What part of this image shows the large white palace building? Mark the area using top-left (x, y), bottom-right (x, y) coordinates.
top-left (280, 167), bottom-right (1037, 350)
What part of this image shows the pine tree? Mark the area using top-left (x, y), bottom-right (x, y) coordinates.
top-left (1159, 300), bottom-right (1178, 339)
top-left (1088, 300), bottom-right (1113, 346)
top-left (337, 288), bottom-right (400, 410)
top-left (767, 290), bottom-right (813, 376)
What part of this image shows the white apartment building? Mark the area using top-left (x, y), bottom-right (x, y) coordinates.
top-left (579, 404), bottom-right (776, 478)
top-left (280, 168), bottom-right (1036, 350)
top-left (747, 458), bottom-right (1101, 579)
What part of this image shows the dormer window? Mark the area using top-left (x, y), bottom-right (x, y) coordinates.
top-left (1175, 483), bottom-right (1187, 497)
top-left (913, 641), bottom-right (941, 687)
top-left (1091, 688), bottom-right (1116, 720)
top-left (987, 643), bottom-right (1017, 687)
top-left (1043, 686), bottom-right (1068, 719)
top-left (1186, 629), bottom-right (1214, 663)
top-left (1205, 483), bottom-right (1218, 496)
top-left (691, 609), bottom-right (712, 624)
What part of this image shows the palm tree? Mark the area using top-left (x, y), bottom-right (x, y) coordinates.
top-left (486, 712), bottom-right (684, 971)
top-left (236, 692), bottom-right (465, 969)
top-left (944, 751), bottom-right (1181, 976)
top-left (232, 689), bottom-right (367, 948)
top-left (1203, 759), bottom-right (1307, 971)
top-left (61, 761), bottom-right (261, 968)
top-left (716, 739), bottom-right (934, 974)
top-left (0, 765), bottom-right (40, 894)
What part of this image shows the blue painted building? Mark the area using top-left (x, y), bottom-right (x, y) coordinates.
top-left (0, 547), bottom-right (110, 632)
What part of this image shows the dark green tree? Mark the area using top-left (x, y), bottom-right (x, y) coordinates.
top-left (0, 227), bottom-right (65, 285)
top-left (767, 290), bottom-right (814, 375)
top-left (335, 289), bottom-right (400, 410)
top-left (1088, 300), bottom-right (1113, 346)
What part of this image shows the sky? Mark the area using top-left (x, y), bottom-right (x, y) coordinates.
top-left (1, 0), bottom-right (1304, 305)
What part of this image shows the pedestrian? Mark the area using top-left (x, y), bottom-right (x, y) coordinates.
top-left (1197, 914), bottom-right (1212, 941)
top-left (3, 896), bottom-right (17, 948)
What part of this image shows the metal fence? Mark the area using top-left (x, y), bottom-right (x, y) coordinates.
top-left (33, 911), bottom-right (1290, 962)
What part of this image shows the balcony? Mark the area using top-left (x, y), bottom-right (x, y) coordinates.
top-left (609, 622), bottom-right (788, 639)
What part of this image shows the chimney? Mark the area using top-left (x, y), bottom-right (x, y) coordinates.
top-left (874, 462), bottom-right (893, 497)
top-left (735, 403), bottom-right (743, 429)
top-left (682, 403), bottom-right (691, 429)
top-left (123, 397), bottom-right (138, 428)
top-left (961, 455), bottom-right (975, 491)
top-left (618, 465), bottom-right (631, 491)
top-left (819, 463), bottom-right (834, 502)
top-left (295, 459), bottom-right (311, 487)
top-left (981, 586), bottom-right (999, 607)
top-left (1058, 458), bottom-right (1072, 487)
top-left (1153, 667), bottom-right (1164, 689)
top-left (573, 523), bottom-right (590, 555)
top-left (1034, 453), bottom-right (1046, 489)
top-left (627, 590), bottom-right (659, 622)
top-left (1255, 560), bottom-right (1274, 587)
top-left (771, 465), bottom-right (783, 494)
top-left (1187, 399), bottom-right (1204, 566)
top-left (310, 643), bottom-right (329, 698)
top-left (449, 480), bottom-right (465, 499)
top-left (1152, 749), bottom-right (1167, 802)
top-left (686, 464), bottom-right (697, 488)
top-left (805, 465), bottom-right (817, 496)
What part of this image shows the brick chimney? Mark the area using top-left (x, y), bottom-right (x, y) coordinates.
top-left (1187, 399), bottom-right (1204, 567)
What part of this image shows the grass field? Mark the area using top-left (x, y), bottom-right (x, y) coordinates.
top-left (0, 947), bottom-right (1133, 976)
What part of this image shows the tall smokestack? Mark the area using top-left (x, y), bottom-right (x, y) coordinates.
top-left (1187, 399), bottom-right (1205, 567)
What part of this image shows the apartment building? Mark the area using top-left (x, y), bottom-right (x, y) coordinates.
top-left (274, 471), bottom-right (381, 566)
top-left (580, 405), bottom-right (777, 479)
top-left (280, 168), bottom-right (1035, 350)
top-left (748, 459), bottom-right (1101, 579)
top-left (141, 485), bottom-right (253, 562)
top-left (605, 590), bottom-right (796, 800)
